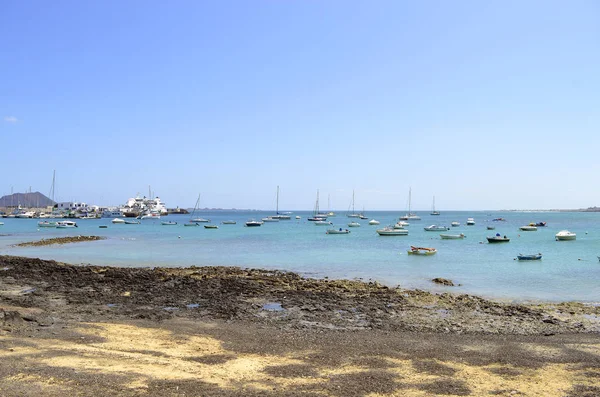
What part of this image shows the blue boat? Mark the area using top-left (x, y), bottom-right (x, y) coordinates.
top-left (517, 253), bottom-right (542, 261)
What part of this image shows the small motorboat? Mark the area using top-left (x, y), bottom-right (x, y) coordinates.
top-left (191, 218), bottom-right (210, 223)
top-left (184, 222), bottom-right (200, 227)
top-left (535, 222), bottom-right (547, 227)
top-left (245, 220), bottom-right (263, 227)
top-left (424, 225), bottom-right (449, 231)
top-left (161, 221), bottom-right (177, 225)
top-left (519, 225), bottom-right (537, 231)
top-left (307, 217), bottom-right (327, 222)
top-left (466, 218), bottom-right (475, 226)
top-left (99, 225), bottom-right (108, 228)
top-left (368, 219), bottom-right (380, 225)
top-left (38, 221), bottom-right (58, 227)
top-left (295, 216), bottom-right (301, 219)
top-left (377, 227), bottom-right (408, 236)
top-left (487, 233), bottom-right (510, 243)
top-left (204, 224), bottom-right (218, 229)
top-left (112, 218), bottom-right (125, 224)
top-left (517, 253), bottom-right (542, 261)
top-left (394, 221), bottom-right (409, 229)
top-left (407, 246), bottom-right (437, 255)
top-left (487, 225), bottom-right (495, 230)
top-left (348, 221), bottom-right (361, 227)
top-left (326, 228), bottom-right (351, 234)
top-left (124, 220), bottom-right (140, 225)
top-left (56, 221), bottom-right (77, 228)
top-left (451, 221), bottom-right (460, 227)
top-left (315, 220), bottom-right (332, 226)
top-left (262, 217), bottom-right (279, 222)
top-left (492, 218), bottom-right (506, 222)
top-left (221, 220), bottom-right (236, 225)
top-left (555, 230), bottom-right (576, 241)
top-left (440, 233), bottom-right (465, 240)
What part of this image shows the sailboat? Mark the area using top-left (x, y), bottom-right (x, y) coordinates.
top-left (430, 196), bottom-right (440, 216)
top-left (271, 186), bottom-right (291, 220)
top-left (308, 190), bottom-right (327, 221)
top-left (399, 187), bottom-right (421, 220)
top-left (327, 194), bottom-right (335, 217)
top-left (346, 190), bottom-right (361, 218)
top-left (184, 194), bottom-right (207, 226)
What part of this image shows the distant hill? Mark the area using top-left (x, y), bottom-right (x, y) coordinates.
top-left (0, 192), bottom-right (55, 208)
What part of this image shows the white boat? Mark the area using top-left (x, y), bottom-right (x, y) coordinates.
top-left (430, 196), bottom-right (440, 215)
top-left (184, 222), bottom-right (200, 227)
top-left (368, 219), bottom-right (380, 225)
top-left (221, 220), bottom-right (236, 225)
top-left (440, 233), bottom-right (465, 239)
top-left (466, 218), bottom-right (475, 226)
top-left (191, 218), bottom-right (210, 222)
top-left (161, 221), bottom-right (177, 225)
top-left (56, 220), bottom-right (77, 228)
top-left (451, 221), bottom-right (460, 227)
top-left (262, 217), bottom-right (280, 222)
top-left (124, 220), bottom-right (140, 224)
top-left (315, 220), bottom-right (332, 226)
top-left (348, 221), bottom-right (361, 227)
top-left (326, 228), bottom-right (350, 235)
top-left (424, 225), bottom-right (449, 231)
top-left (16, 211), bottom-right (35, 218)
top-left (555, 230), bottom-right (576, 241)
top-left (519, 225), bottom-right (537, 231)
top-left (140, 212), bottom-right (161, 220)
top-left (308, 190), bottom-right (329, 221)
top-left (271, 186), bottom-right (291, 220)
top-left (112, 218), bottom-right (125, 224)
top-left (38, 221), bottom-right (58, 228)
top-left (399, 188), bottom-right (420, 220)
top-left (377, 227), bottom-right (408, 236)
top-left (245, 220), bottom-right (263, 227)
top-left (295, 216), bottom-right (301, 219)
top-left (394, 221), bottom-right (409, 229)
top-left (346, 190), bottom-right (361, 218)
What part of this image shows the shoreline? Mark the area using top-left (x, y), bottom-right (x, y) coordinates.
top-left (2, 255), bottom-right (600, 396)
top-left (1, 255), bottom-right (599, 335)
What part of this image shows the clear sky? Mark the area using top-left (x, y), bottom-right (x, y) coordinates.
top-left (1, 1), bottom-right (599, 211)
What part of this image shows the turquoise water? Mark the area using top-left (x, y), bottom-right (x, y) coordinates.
top-left (1, 211), bottom-right (599, 303)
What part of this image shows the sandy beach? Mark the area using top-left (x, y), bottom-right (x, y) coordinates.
top-left (1, 254), bottom-right (599, 396)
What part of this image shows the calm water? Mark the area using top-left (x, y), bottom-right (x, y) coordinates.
top-left (1, 211), bottom-right (599, 303)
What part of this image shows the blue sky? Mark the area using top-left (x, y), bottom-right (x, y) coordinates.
top-left (1, 1), bottom-right (599, 210)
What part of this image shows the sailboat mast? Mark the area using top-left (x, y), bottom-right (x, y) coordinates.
top-left (276, 186), bottom-right (279, 214)
top-left (408, 187), bottom-right (412, 214)
top-left (352, 190), bottom-right (355, 214)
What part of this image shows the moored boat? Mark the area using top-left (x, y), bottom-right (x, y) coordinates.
top-left (38, 221), bottom-right (58, 228)
top-left (56, 221), bottom-right (77, 228)
top-left (519, 225), bottom-right (537, 231)
top-left (245, 220), bottom-right (263, 227)
top-left (315, 220), bottom-right (333, 226)
top-left (555, 230), bottom-right (576, 241)
top-left (326, 228), bottom-right (351, 234)
top-left (347, 221), bottom-right (361, 227)
top-left (487, 225), bottom-right (495, 230)
top-left (368, 219), bottom-right (380, 225)
top-left (407, 246), bottom-right (437, 255)
top-left (487, 233), bottom-right (510, 243)
top-left (112, 218), bottom-right (125, 224)
top-left (517, 253), bottom-right (542, 261)
top-left (161, 221), bottom-right (177, 225)
top-left (262, 217), bottom-right (280, 222)
top-left (204, 224), bottom-right (218, 229)
top-left (440, 233), bottom-right (465, 239)
top-left (424, 225), bottom-right (449, 231)
top-left (466, 218), bottom-right (475, 225)
top-left (376, 227), bottom-right (408, 236)
top-left (221, 220), bottom-right (236, 225)
top-left (451, 221), bottom-right (460, 227)
top-left (124, 220), bottom-right (140, 224)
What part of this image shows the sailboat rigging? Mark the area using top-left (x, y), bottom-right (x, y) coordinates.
top-left (185, 194), bottom-right (209, 225)
top-left (308, 190), bottom-right (328, 221)
top-left (430, 196), bottom-right (440, 215)
top-left (346, 190), bottom-right (360, 218)
top-left (399, 187), bottom-right (421, 220)
top-left (272, 186), bottom-right (291, 220)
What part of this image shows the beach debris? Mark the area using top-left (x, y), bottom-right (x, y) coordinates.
top-left (262, 302), bottom-right (285, 312)
top-left (186, 303), bottom-right (200, 309)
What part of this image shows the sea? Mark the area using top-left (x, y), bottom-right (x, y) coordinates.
top-left (1, 210), bottom-right (599, 303)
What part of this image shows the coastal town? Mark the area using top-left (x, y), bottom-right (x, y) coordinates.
top-left (0, 191), bottom-right (188, 219)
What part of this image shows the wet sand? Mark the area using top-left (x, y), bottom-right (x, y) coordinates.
top-left (1, 255), bottom-right (599, 396)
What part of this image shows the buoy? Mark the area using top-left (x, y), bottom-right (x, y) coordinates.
top-left (178, 236), bottom-right (181, 239)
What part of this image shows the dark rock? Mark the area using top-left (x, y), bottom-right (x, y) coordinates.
top-left (432, 278), bottom-right (455, 286)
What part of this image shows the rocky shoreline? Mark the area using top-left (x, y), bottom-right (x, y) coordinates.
top-left (13, 236), bottom-right (106, 247)
top-left (1, 255), bottom-right (599, 335)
